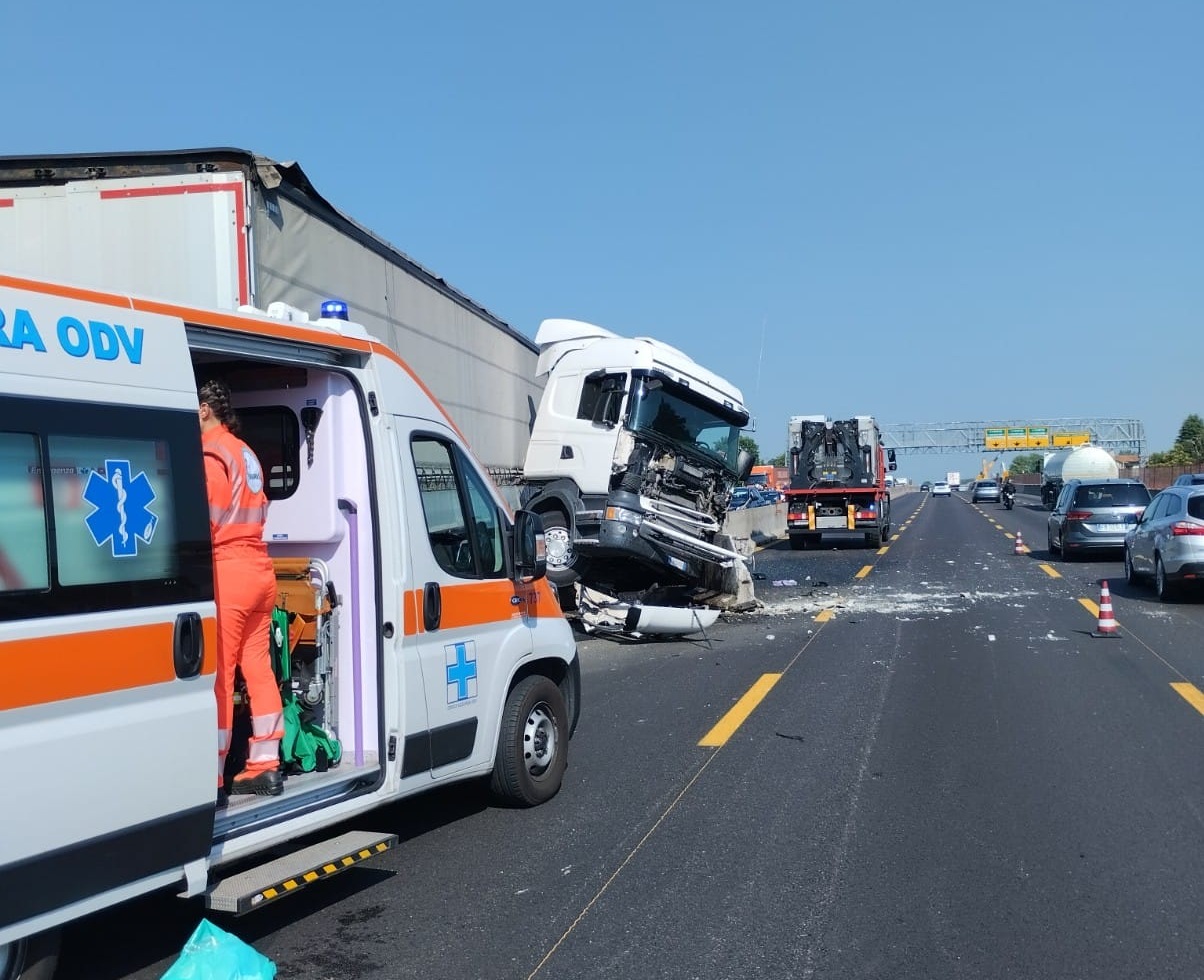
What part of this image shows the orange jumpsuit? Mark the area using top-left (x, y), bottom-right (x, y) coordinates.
top-left (203, 424), bottom-right (283, 786)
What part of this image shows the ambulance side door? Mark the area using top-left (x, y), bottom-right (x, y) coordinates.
top-left (0, 395), bottom-right (216, 939)
top-left (398, 427), bottom-right (533, 781)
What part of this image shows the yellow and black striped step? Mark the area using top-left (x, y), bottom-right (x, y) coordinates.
top-left (206, 830), bottom-right (397, 915)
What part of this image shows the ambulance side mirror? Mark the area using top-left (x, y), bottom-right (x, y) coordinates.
top-left (514, 510), bottom-right (547, 583)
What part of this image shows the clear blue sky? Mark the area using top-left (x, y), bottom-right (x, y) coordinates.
top-left (8, 1), bottom-right (1201, 480)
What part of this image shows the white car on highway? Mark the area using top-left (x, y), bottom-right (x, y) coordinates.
top-left (932, 481), bottom-right (952, 497)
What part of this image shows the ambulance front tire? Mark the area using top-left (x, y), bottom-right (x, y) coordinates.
top-left (0, 928), bottom-right (61, 980)
top-left (490, 675), bottom-right (569, 807)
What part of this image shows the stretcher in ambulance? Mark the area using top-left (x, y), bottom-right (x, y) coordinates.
top-left (0, 274), bottom-right (581, 980)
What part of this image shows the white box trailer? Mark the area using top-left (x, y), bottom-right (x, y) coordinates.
top-left (0, 147), bottom-right (541, 469)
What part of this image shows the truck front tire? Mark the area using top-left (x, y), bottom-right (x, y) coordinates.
top-left (490, 676), bottom-right (569, 807)
top-left (539, 511), bottom-right (579, 588)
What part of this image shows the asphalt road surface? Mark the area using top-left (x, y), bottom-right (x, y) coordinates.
top-left (57, 488), bottom-right (1204, 980)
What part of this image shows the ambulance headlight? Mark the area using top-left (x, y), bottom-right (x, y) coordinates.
top-left (320, 299), bottom-right (350, 321)
top-left (605, 505), bottom-right (643, 526)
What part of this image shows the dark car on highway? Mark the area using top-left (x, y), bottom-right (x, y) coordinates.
top-left (1047, 478), bottom-right (1152, 559)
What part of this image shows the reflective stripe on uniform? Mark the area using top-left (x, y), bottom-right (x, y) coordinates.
top-left (208, 504), bottom-right (268, 526)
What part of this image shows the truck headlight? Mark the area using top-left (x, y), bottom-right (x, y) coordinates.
top-left (605, 505), bottom-right (644, 526)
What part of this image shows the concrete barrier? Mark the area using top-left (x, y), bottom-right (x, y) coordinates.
top-left (722, 503), bottom-right (787, 556)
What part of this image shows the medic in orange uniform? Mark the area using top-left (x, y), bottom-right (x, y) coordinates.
top-left (199, 380), bottom-right (285, 798)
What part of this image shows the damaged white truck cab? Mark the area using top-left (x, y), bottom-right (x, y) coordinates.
top-left (521, 319), bottom-right (751, 608)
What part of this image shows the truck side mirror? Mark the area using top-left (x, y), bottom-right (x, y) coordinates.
top-left (736, 450), bottom-right (754, 481)
top-left (513, 510), bottom-right (547, 583)
top-left (887, 448), bottom-right (897, 472)
top-left (601, 390), bottom-right (623, 427)
top-left (587, 371), bottom-right (627, 428)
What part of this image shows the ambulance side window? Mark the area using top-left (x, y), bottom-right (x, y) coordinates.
top-left (0, 432), bottom-right (51, 592)
top-left (411, 435), bottom-right (506, 580)
top-left (463, 461), bottom-right (504, 577)
top-left (0, 396), bottom-right (213, 621)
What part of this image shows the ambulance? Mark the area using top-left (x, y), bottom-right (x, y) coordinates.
top-left (0, 274), bottom-right (582, 980)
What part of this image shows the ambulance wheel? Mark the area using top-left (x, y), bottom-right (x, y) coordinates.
top-left (540, 511), bottom-right (579, 589)
top-left (491, 675), bottom-right (568, 807)
top-left (0, 929), bottom-right (60, 980)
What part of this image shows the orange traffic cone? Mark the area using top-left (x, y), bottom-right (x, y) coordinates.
top-left (1092, 580), bottom-right (1119, 638)
top-left (1013, 530), bottom-right (1026, 555)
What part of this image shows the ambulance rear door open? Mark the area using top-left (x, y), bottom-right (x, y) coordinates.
top-left (0, 282), bottom-right (218, 943)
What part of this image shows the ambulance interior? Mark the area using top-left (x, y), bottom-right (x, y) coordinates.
top-left (191, 349), bottom-right (383, 830)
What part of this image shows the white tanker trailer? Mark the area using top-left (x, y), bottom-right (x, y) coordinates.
top-left (1040, 445), bottom-right (1119, 508)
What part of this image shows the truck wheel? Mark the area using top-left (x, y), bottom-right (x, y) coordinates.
top-left (539, 511), bottom-right (579, 588)
top-left (490, 676), bottom-right (568, 807)
top-left (866, 529), bottom-right (882, 548)
top-left (0, 930), bottom-right (61, 980)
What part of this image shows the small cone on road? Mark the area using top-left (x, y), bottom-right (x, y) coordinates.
top-left (1093, 580), bottom-right (1119, 638)
top-left (1013, 530), bottom-right (1026, 555)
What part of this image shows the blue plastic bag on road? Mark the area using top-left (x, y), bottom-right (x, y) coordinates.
top-left (160, 919), bottom-right (276, 980)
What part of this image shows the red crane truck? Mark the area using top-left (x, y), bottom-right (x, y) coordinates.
top-left (784, 415), bottom-right (897, 550)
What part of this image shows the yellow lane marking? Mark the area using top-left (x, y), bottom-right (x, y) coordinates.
top-left (1172, 683), bottom-right (1204, 716)
top-left (877, 546), bottom-right (889, 555)
top-left (1079, 598), bottom-right (1100, 617)
top-left (1039, 564), bottom-right (1061, 578)
top-left (699, 673), bottom-right (783, 747)
top-left (1005, 532), bottom-right (1016, 539)
top-left (855, 565), bottom-right (873, 579)
top-left (815, 609), bottom-right (835, 623)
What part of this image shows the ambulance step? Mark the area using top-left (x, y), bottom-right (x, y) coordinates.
top-left (205, 830), bottom-right (397, 915)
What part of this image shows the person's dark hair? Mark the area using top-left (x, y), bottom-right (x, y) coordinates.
top-left (199, 379), bottom-right (240, 435)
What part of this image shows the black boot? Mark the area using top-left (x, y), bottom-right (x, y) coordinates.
top-left (230, 769), bottom-right (284, 797)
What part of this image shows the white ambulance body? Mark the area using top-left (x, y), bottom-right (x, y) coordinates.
top-left (0, 274), bottom-right (580, 979)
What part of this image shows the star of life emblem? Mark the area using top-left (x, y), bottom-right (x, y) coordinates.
top-left (83, 459), bottom-right (159, 558)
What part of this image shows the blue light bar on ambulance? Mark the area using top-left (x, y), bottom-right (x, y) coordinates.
top-left (320, 299), bottom-right (350, 321)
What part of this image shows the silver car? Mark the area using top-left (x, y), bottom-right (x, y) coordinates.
top-left (971, 479), bottom-right (1001, 503)
top-left (1124, 485), bottom-right (1204, 600)
top-left (1047, 478), bottom-right (1151, 559)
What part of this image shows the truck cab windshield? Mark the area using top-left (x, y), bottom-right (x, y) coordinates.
top-left (628, 375), bottom-right (745, 470)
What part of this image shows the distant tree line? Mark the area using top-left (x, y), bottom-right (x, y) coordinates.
top-left (1147, 414), bottom-right (1204, 465)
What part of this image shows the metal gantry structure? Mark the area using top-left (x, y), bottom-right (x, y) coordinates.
top-left (879, 418), bottom-right (1146, 458)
